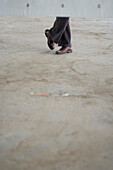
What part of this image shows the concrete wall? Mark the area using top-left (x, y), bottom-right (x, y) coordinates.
top-left (0, 0), bottom-right (113, 17)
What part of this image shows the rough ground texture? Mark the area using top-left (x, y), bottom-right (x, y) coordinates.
top-left (0, 17), bottom-right (113, 170)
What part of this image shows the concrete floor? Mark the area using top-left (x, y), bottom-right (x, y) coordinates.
top-left (0, 17), bottom-right (113, 170)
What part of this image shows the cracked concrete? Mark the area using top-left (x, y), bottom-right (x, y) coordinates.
top-left (0, 17), bottom-right (113, 170)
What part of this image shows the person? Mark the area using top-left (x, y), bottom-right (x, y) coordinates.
top-left (45, 17), bottom-right (72, 55)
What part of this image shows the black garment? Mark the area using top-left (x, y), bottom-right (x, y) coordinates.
top-left (49, 17), bottom-right (72, 47)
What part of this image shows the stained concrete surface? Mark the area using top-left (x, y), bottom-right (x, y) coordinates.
top-left (0, 17), bottom-right (113, 170)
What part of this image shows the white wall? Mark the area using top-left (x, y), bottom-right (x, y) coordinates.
top-left (0, 0), bottom-right (113, 18)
